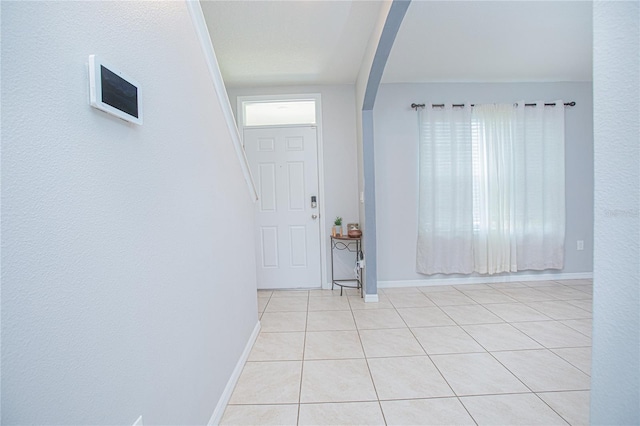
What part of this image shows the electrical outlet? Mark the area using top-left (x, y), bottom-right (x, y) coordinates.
top-left (133, 416), bottom-right (143, 426)
top-left (577, 240), bottom-right (584, 251)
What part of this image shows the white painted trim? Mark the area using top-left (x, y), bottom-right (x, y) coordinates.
top-left (314, 96), bottom-right (328, 293)
top-left (235, 94), bottom-right (327, 291)
top-left (186, 1), bottom-right (258, 202)
top-left (378, 272), bottom-right (594, 289)
top-left (364, 293), bottom-right (379, 303)
top-left (208, 321), bottom-right (261, 426)
top-left (235, 94), bottom-right (320, 128)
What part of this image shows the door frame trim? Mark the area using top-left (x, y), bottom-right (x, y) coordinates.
top-left (237, 94), bottom-right (327, 290)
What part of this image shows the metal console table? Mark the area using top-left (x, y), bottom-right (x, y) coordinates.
top-left (330, 235), bottom-right (363, 297)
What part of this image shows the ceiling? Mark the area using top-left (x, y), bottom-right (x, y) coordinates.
top-left (200, 0), bottom-right (384, 87)
top-left (201, 1), bottom-right (593, 88)
top-left (383, 1), bottom-right (592, 83)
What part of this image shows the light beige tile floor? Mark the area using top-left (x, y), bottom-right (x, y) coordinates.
top-left (223, 280), bottom-right (592, 425)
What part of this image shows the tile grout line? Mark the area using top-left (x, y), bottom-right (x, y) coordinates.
top-left (424, 293), bottom-right (574, 424)
top-left (449, 301), bottom-right (544, 397)
top-left (220, 290), bottom-right (274, 422)
top-left (519, 301), bottom-right (592, 320)
top-left (454, 310), bottom-right (573, 425)
top-left (244, 283), bottom-right (591, 424)
top-left (558, 318), bottom-right (594, 338)
top-left (347, 291), bottom-right (389, 425)
top-left (530, 392), bottom-right (574, 425)
top-left (467, 295), bottom-right (592, 421)
top-left (227, 388), bottom-right (591, 407)
top-left (257, 290), bottom-right (274, 319)
top-left (547, 348), bottom-right (592, 377)
top-left (509, 319), bottom-right (592, 352)
top-left (401, 298), bottom-right (480, 426)
top-left (296, 291), bottom-right (311, 426)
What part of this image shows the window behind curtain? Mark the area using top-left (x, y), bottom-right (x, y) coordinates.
top-left (417, 105), bottom-right (474, 275)
top-left (417, 102), bottom-right (566, 275)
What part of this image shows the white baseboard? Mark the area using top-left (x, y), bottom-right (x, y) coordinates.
top-left (208, 321), bottom-right (261, 426)
top-left (364, 294), bottom-right (379, 303)
top-left (378, 272), bottom-right (593, 289)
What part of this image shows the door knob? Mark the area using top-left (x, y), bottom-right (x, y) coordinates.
top-left (311, 214), bottom-right (318, 219)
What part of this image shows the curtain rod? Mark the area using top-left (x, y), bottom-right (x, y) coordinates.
top-left (410, 101), bottom-right (576, 111)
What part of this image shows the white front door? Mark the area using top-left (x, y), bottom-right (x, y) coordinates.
top-left (244, 126), bottom-right (321, 289)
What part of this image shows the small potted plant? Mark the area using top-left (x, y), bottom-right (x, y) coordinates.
top-left (332, 216), bottom-right (343, 237)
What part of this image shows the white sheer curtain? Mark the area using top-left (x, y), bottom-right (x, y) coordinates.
top-left (416, 101), bottom-right (566, 275)
top-left (472, 104), bottom-right (519, 274)
top-left (514, 101), bottom-right (566, 270)
top-left (416, 104), bottom-right (474, 274)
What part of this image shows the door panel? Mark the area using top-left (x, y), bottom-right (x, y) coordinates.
top-left (244, 126), bottom-right (321, 289)
top-left (258, 163), bottom-right (277, 212)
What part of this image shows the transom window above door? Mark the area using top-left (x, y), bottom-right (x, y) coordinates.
top-left (242, 100), bottom-right (316, 127)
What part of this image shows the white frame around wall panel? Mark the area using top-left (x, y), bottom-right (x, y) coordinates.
top-left (237, 94), bottom-right (328, 290)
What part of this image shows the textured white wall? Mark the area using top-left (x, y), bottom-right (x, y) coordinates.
top-left (1, 2), bottom-right (258, 424)
top-left (591, 1), bottom-right (640, 423)
top-left (374, 82), bottom-right (594, 283)
top-left (227, 85), bottom-right (360, 284)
